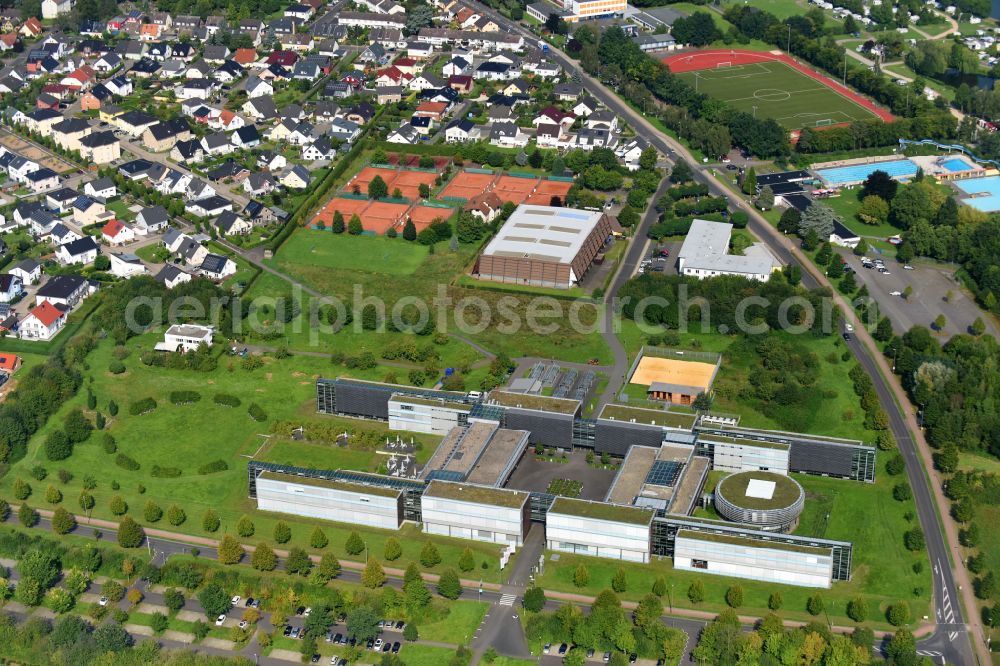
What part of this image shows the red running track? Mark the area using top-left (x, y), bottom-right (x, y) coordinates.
top-left (662, 49), bottom-right (894, 123)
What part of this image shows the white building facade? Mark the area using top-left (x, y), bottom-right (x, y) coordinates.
top-left (421, 481), bottom-right (529, 545)
top-left (545, 498), bottom-right (654, 563)
top-left (255, 471), bottom-right (404, 529)
top-left (388, 395), bottom-right (470, 435)
top-left (673, 531), bottom-right (834, 588)
top-left (710, 438), bottom-right (791, 475)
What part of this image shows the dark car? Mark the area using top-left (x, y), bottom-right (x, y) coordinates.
top-left (382, 643), bottom-right (391, 653)
top-left (392, 642), bottom-right (401, 653)
top-left (296, 606), bottom-right (306, 616)
top-left (629, 655), bottom-right (637, 664)
top-left (283, 625), bottom-right (293, 637)
top-left (245, 597), bottom-right (254, 607)
top-left (843, 333), bottom-right (851, 342)
top-left (366, 639), bottom-right (375, 649)
top-left (558, 644), bottom-right (568, 655)
top-left (395, 621), bottom-right (405, 629)
top-left (334, 633), bottom-right (343, 644)
top-left (311, 655), bottom-right (320, 663)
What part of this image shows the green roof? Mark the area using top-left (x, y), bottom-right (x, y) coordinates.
top-left (424, 480), bottom-right (528, 508)
top-left (391, 395), bottom-right (472, 411)
top-left (716, 471), bottom-right (802, 510)
top-left (549, 497), bottom-right (654, 525)
top-left (259, 471), bottom-right (402, 499)
top-left (600, 404), bottom-right (697, 429)
top-left (676, 529), bottom-right (832, 556)
top-left (489, 390), bottom-right (580, 414)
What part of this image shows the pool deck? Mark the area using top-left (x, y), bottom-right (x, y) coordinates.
top-left (813, 153), bottom-right (985, 187)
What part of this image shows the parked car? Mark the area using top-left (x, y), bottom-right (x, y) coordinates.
top-left (392, 642), bottom-right (401, 653)
top-left (544, 644), bottom-right (551, 655)
top-left (890, 290), bottom-right (903, 296)
top-left (231, 595), bottom-right (241, 605)
top-left (99, 596), bottom-right (109, 606)
top-left (903, 264), bottom-right (915, 270)
top-left (559, 644), bottom-right (568, 655)
top-left (603, 652), bottom-right (612, 662)
top-left (238, 620), bottom-right (248, 630)
top-left (283, 625), bottom-right (293, 637)
top-left (215, 615), bottom-right (226, 627)
top-left (373, 639), bottom-right (383, 651)
top-left (244, 597), bottom-right (255, 607)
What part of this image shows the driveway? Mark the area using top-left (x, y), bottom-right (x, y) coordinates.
top-left (840, 250), bottom-right (999, 339)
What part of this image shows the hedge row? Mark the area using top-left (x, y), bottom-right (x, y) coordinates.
top-left (151, 465), bottom-right (182, 478)
top-left (169, 390), bottom-right (201, 405)
top-left (128, 398), bottom-right (157, 416)
top-left (115, 454), bottom-right (140, 471)
top-left (197, 459), bottom-right (229, 475)
top-left (213, 394), bottom-right (241, 408)
top-left (248, 403), bottom-right (267, 423)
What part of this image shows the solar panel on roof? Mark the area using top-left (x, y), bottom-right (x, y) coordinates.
top-left (645, 460), bottom-right (683, 487)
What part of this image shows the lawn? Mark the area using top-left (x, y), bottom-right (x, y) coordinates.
top-left (538, 472), bottom-right (930, 630)
top-left (398, 644), bottom-right (460, 666)
top-left (418, 600), bottom-right (488, 644)
top-left (676, 60), bottom-right (882, 130)
top-left (105, 199), bottom-right (136, 222)
top-left (275, 230), bottom-right (430, 277)
top-left (0, 329), bottom-right (507, 581)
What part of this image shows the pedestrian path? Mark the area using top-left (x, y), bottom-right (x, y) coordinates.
top-left (498, 593), bottom-right (517, 607)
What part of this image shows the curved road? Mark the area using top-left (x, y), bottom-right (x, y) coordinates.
top-left (468, 5), bottom-right (982, 664)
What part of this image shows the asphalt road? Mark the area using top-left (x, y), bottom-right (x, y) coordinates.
top-left (465, 5), bottom-right (977, 664)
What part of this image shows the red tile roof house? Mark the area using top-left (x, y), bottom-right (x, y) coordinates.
top-left (41, 83), bottom-right (72, 99)
top-left (448, 74), bottom-right (473, 93)
top-left (61, 64), bottom-right (97, 91)
top-left (0, 353), bottom-right (20, 373)
top-left (232, 47), bottom-right (258, 65)
top-left (101, 219), bottom-right (135, 246)
top-left (265, 50), bottom-right (298, 67)
top-left (19, 300), bottom-right (67, 341)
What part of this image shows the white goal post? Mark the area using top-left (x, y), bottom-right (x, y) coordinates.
top-left (715, 61), bottom-right (732, 68)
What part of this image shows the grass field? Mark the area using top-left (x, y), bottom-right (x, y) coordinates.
top-left (539, 471), bottom-right (930, 629)
top-left (676, 61), bottom-right (882, 130)
top-left (279, 230), bottom-right (430, 276)
top-left (0, 330), bottom-right (507, 581)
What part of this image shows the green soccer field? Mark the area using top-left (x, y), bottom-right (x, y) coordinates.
top-left (677, 61), bottom-right (882, 130)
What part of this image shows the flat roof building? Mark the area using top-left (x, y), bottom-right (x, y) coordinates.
top-left (546, 497), bottom-right (655, 562)
top-left (254, 470), bottom-right (404, 529)
top-left (677, 219), bottom-right (780, 282)
top-left (388, 393), bottom-right (472, 435)
top-left (421, 480), bottom-right (530, 545)
top-left (476, 205), bottom-right (612, 289)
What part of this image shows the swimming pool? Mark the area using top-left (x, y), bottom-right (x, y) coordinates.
top-left (941, 157), bottom-right (976, 172)
top-left (815, 159), bottom-right (918, 186)
top-left (954, 176), bottom-right (1000, 212)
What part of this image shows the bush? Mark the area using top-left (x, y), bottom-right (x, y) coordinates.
top-left (169, 391), bottom-right (201, 405)
top-left (196, 459), bottom-right (228, 475)
top-left (102, 434), bottom-right (117, 454)
top-left (114, 454), bottom-right (140, 471)
top-left (109, 360), bottom-right (126, 374)
top-left (213, 393), bottom-right (241, 407)
top-left (151, 465), bottom-right (182, 478)
top-left (44, 431), bottom-right (73, 461)
top-left (129, 398), bottom-right (157, 416)
top-left (248, 403), bottom-right (267, 422)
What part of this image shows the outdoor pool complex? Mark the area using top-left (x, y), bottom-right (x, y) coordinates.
top-left (941, 157), bottom-right (975, 172)
top-left (815, 159), bottom-right (918, 186)
top-left (955, 176), bottom-right (1000, 212)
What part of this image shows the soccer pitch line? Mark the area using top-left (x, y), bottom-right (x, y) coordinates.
top-left (720, 86), bottom-right (833, 104)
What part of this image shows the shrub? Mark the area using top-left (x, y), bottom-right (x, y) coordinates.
top-left (151, 465), bottom-right (183, 478)
top-left (114, 454), bottom-right (140, 471)
top-left (213, 393), bottom-right (241, 407)
top-left (102, 434), bottom-right (117, 454)
top-left (13, 478), bottom-right (30, 500)
top-left (166, 505), bottom-right (186, 526)
top-left (129, 398), bottom-right (157, 416)
top-left (169, 391), bottom-right (201, 405)
top-left (248, 403), bottom-right (267, 422)
top-left (30, 465), bottom-right (48, 481)
top-left (109, 495), bottom-right (127, 515)
top-left (196, 459), bottom-right (228, 475)
top-left (109, 360), bottom-right (126, 374)
top-left (44, 431), bottom-right (73, 461)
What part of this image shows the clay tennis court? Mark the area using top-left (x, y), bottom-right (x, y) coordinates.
top-left (387, 153), bottom-right (450, 169)
top-left (526, 179), bottom-right (574, 205)
top-left (363, 201), bottom-right (409, 234)
top-left (408, 205), bottom-right (453, 231)
top-left (392, 169), bottom-right (438, 200)
top-left (492, 175), bottom-right (537, 205)
top-left (311, 197), bottom-right (369, 228)
top-left (440, 171), bottom-right (497, 200)
top-left (629, 356), bottom-right (718, 391)
top-left (347, 166), bottom-right (398, 195)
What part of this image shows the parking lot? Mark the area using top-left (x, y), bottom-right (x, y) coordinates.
top-left (839, 249), bottom-right (999, 339)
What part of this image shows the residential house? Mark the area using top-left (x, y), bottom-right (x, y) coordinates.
top-left (80, 84), bottom-right (112, 110)
top-left (376, 85), bottom-right (403, 104)
top-left (135, 205), bottom-right (169, 234)
top-left (142, 118), bottom-right (191, 151)
top-left (328, 118), bottom-right (361, 144)
top-left (243, 172), bottom-right (276, 197)
top-left (242, 96), bottom-right (278, 121)
top-left (47, 223), bottom-right (79, 246)
top-left (109, 252), bottom-right (147, 278)
top-left (20, 18), bottom-right (43, 38)
top-left (387, 123), bottom-right (421, 144)
top-left (19, 300), bottom-right (66, 341)
top-left (25, 168), bottom-right (59, 193)
top-left (616, 137), bottom-right (649, 171)
top-left (245, 75), bottom-right (273, 98)
top-left (215, 210), bottom-right (252, 235)
top-left (448, 74), bottom-right (473, 94)
top-left (302, 136), bottom-right (336, 161)
top-left (232, 125), bottom-right (261, 148)
top-left (279, 165), bottom-right (311, 189)
top-left (56, 236), bottom-right (100, 264)
top-left (489, 122), bottom-right (528, 148)
top-left (187, 196), bottom-right (231, 217)
top-left (243, 200), bottom-right (277, 224)
top-left (554, 82), bottom-right (582, 101)
top-left (200, 132), bottom-right (233, 156)
top-left (83, 177), bottom-right (117, 200)
top-left (444, 118), bottom-right (477, 143)
top-left (72, 195), bottom-right (107, 226)
top-left (214, 60), bottom-right (244, 82)
top-left (101, 219), bottom-right (135, 246)
top-left (78, 131), bottom-right (121, 164)
top-left (170, 138), bottom-right (204, 164)
top-left (42, 0), bottom-right (74, 20)
top-left (9, 259), bottom-right (41, 285)
top-left (0, 274), bottom-right (23, 303)
top-left (155, 264), bottom-right (192, 289)
top-left (47, 188), bottom-right (81, 213)
top-left (442, 56), bottom-right (469, 77)
top-left (116, 109), bottom-right (158, 136)
top-left (232, 47), bottom-right (258, 65)
top-left (51, 118), bottom-right (92, 152)
top-left (197, 253), bottom-right (236, 281)
top-left (36, 275), bottom-right (92, 309)
top-left (104, 74), bottom-right (132, 96)
top-left (203, 44), bottom-right (230, 63)
top-left (572, 96), bottom-right (599, 117)
top-left (257, 151), bottom-right (286, 171)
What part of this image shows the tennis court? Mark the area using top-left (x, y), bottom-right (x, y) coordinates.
top-left (348, 166), bottom-right (398, 196)
top-left (440, 171), bottom-right (497, 200)
top-left (527, 180), bottom-right (574, 205)
top-left (393, 169), bottom-right (438, 200)
top-left (409, 205), bottom-right (454, 231)
top-left (363, 201), bottom-right (410, 234)
top-left (311, 197), bottom-right (369, 228)
top-left (492, 175), bottom-right (537, 205)
top-left (665, 50), bottom-right (889, 131)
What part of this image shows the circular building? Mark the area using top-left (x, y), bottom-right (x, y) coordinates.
top-left (714, 471), bottom-right (805, 533)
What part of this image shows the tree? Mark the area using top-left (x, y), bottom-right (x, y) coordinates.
top-left (345, 531), bottom-right (365, 556)
top-left (687, 580), bottom-right (704, 604)
top-left (273, 521), bottom-right (291, 544)
top-left (806, 593), bottom-right (824, 616)
top-left (164, 588), bottom-right (185, 613)
top-left (437, 568), bottom-right (461, 599)
top-left (346, 606), bottom-right (381, 643)
top-left (144, 501), bottom-right (162, 523)
top-left (237, 516), bottom-right (254, 537)
top-left (362, 558), bottom-right (386, 588)
top-left (725, 585), bottom-right (743, 608)
top-left (670, 160), bottom-right (692, 183)
top-left (310, 527), bottom-right (328, 549)
top-left (51, 507), bottom-right (75, 535)
top-left (300, 634), bottom-right (318, 663)
top-left (757, 185), bottom-right (774, 210)
top-left (109, 495), bottom-right (127, 515)
top-left (523, 587), bottom-right (546, 612)
top-left (847, 596), bottom-right (868, 622)
top-left (768, 592), bottom-right (783, 610)
top-left (79, 491), bottom-right (94, 512)
top-left (799, 202), bottom-right (839, 239)
top-left (573, 564), bottom-right (589, 588)
top-left (420, 542), bottom-right (441, 567)
top-left (545, 12), bottom-right (567, 35)
top-left (861, 170), bottom-right (898, 201)
top-left (94, 623), bottom-right (132, 652)
top-left (117, 516), bottom-right (144, 548)
top-left (671, 11), bottom-right (722, 46)
top-left (331, 210), bottom-right (345, 234)
top-left (858, 195), bottom-right (889, 225)
top-left (202, 509), bottom-right (220, 533)
top-left (933, 313), bottom-right (946, 331)
top-left (887, 601), bottom-right (910, 626)
top-left (854, 238), bottom-right (869, 256)
top-left (778, 207), bottom-right (801, 234)
top-left (251, 543), bottom-right (277, 571)
top-left (611, 567), bottom-right (627, 593)
top-left (634, 593), bottom-right (662, 632)
top-left (403, 623), bottom-right (419, 641)
top-left (166, 505), bottom-right (185, 526)
top-left (197, 582), bottom-right (231, 618)
top-left (64, 409), bottom-right (92, 443)
top-left (368, 175), bottom-right (388, 200)
top-left (384, 538), bottom-right (402, 561)
top-left (458, 547), bottom-right (475, 572)
top-left (971, 317), bottom-right (986, 336)
top-left (218, 535), bottom-right (244, 565)
top-left (402, 219), bottom-right (417, 241)
top-left (904, 526), bottom-right (925, 551)
top-left (44, 484), bottom-right (62, 504)
top-left (44, 431), bottom-right (72, 461)
top-left (312, 552), bottom-right (341, 583)
top-left (742, 167), bottom-right (757, 195)
top-left (348, 214), bottom-right (363, 235)
top-left (404, 564), bottom-right (431, 610)
top-left (286, 547), bottom-right (312, 576)
top-left (18, 502), bottom-right (37, 527)
top-left (127, 588), bottom-right (143, 606)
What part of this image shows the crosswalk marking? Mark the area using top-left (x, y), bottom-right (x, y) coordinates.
top-left (498, 594), bottom-right (517, 606)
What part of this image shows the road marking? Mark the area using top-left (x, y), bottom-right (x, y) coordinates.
top-left (948, 632), bottom-right (958, 642)
top-left (917, 650), bottom-right (943, 657)
top-left (498, 594), bottom-right (517, 607)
